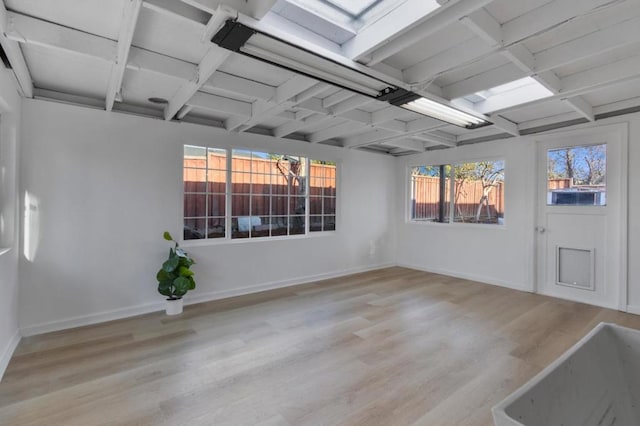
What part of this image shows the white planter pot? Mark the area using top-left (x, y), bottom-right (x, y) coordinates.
top-left (165, 298), bottom-right (183, 315)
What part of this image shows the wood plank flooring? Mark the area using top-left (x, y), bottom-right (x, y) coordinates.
top-left (2, 267), bottom-right (640, 425)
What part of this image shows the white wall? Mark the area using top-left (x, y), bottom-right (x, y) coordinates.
top-left (18, 99), bottom-right (397, 335)
top-left (0, 68), bottom-right (22, 379)
top-left (395, 112), bottom-right (640, 311)
top-left (394, 136), bottom-right (535, 291)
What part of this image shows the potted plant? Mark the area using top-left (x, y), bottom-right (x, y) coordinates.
top-left (156, 231), bottom-right (196, 315)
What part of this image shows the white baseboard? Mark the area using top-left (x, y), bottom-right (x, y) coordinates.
top-left (397, 262), bottom-right (531, 292)
top-left (20, 262), bottom-right (395, 337)
top-left (626, 305), bottom-right (640, 315)
top-left (0, 330), bottom-right (21, 382)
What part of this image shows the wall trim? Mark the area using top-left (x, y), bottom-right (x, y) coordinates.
top-left (19, 262), bottom-right (395, 337)
top-left (626, 305), bottom-right (640, 316)
top-left (0, 330), bottom-right (21, 382)
top-left (397, 262), bottom-right (531, 292)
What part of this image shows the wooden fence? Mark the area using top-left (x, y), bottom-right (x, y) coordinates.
top-left (548, 178), bottom-right (572, 190)
top-left (411, 175), bottom-right (504, 222)
top-left (183, 153), bottom-right (336, 224)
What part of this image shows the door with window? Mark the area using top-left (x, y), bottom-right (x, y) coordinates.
top-left (536, 126), bottom-right (627, 310)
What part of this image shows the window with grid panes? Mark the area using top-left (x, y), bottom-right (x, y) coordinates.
top-left (231, 150), bottom-right (307, 239)
top-left (183, 145), bottom-right (336, 241)
top-left (183, 146), bottom-right (227, 240)
top-left (309, 161), bottom-right (336, 232)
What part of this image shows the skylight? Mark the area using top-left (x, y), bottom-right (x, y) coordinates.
top-left (284, 0), bottom-right (407, 32)
top-left (457, 77), bottom-right (554, 114)
top-left (323, 0), bottom-right (384, 18)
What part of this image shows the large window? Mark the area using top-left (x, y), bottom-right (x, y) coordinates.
top-left (547, 144), bottom-right (606, 206)
top-left (410, 160), bottom-right (505, 225)
top-left (183, 145), bottom-right (337, 241)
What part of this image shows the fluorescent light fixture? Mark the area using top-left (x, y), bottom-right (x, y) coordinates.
top-left (402, 97), bottom-right (489, 128)
top-left (211, 19), bottom-right (491, 129)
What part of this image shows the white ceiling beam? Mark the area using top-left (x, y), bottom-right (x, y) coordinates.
top-left (493, 73), bottom-right (640, 117)
top-left (322, 91), bottom-right (353, 108)
top-left (176, 105), bottom-right (193, 120)
top-left (7, 11), bottom-right (116, 63)
top-left (225, 75), bottom-right (318, 132)
top-left (516, 112), bottom-right (581, 132)
top-left (562, 55), bottom-right (640, 95)
top-left (329, 95), bottom-right (375, 116)
top-left (127, 47), bottom-right (197, 81)
top-left (412, 132), bottom-right (457, 147)
top-left (534, 16), bottom-right (640, 72)
top-left (344, 117), bottom-right (446, 149)
top-left (164, 47), bottom-right (230, 120)
top-left (504, 46), bottom-right (594, 122)
top-left (402, 37), bottom-right (493, 85)
top-left (106, 0), bottom-right (142, 111)
top-left (307, 121), bottom-right (366, 143)
top-left (343, 129), bottom-right (397, 148)
top-left (563, 96), bottom-right (595, 121)
top-left (163, 6), bottom-right (235, 120)
top-left (371, 107), bottom-right (408, 124)
top-left (274, 75), bottom-right (318, 104)
top-left (517, 95), bottom-right (640, 132)
top-left (203, 72), bottom-right (276, 101)
top-left (456, 126), bottom-right (511, 142)
top-left (186, 92), bottom-right (252, 116)
top-left (592, 96), bottom-right (640, 117)
top-left (502, 0), bottom-right (620, 46)
top-left (8, 11), bottom-right (199, 86)
top-left (0, 5), bottom-right (33, 97)
top-left (405, 116), bottom-right (453, 134)
top-left (443, 63), bottom-right (524, 100)
top-left (294, 83), bottom-right (331, 103)
top-left (454, 12), bottom-right (596, 123)
top-left (430, 2), bottom-right (635, 92)
top-left (461, 8), bottom-right (502, 47)
top-left (366, 0), bottom-right (494, 66)
top-left (342, 0), bottom-right (443, 61)
top-left (487, 115), bottom-right (519, 136)
top-left (182, 0), bottom-right (276, 20)
top-left (382, 138), bottom-right (426, 153)
top-left (273, 113), bottom-right (327, 138)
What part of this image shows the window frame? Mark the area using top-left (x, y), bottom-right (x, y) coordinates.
top-left (407, 156), bottom-right (506, 228)
top-left (181, 145), bottom-right (338, 245)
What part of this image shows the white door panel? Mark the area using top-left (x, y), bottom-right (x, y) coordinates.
top-left (536, 126), bottom-right (626, 310)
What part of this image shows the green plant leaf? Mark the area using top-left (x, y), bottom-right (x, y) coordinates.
top-left (158, 280), bottom-right (172, 297)
top-left (163, 255), bottom-right (179, 272)
top-left (173, 276), bottom-right (191, 297)
top-left (178, 256), bottom-right (194, 268)
top-left (175, 248), bottom-right (187, 258)
top-left (178, 266), bottom-right (194, 277)
top-left (187, 276), bottom-right (196, 290)
top-left (156, 269), bottom-right (169, 282)
top-left (163, 231), bottom-right (173, 241)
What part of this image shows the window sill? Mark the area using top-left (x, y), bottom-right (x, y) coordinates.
top-left (406, 220), bottom-right (507, 230)
top-left (180, 230), bottom-right (337, 248)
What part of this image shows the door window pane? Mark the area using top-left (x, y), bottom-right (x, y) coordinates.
top-left (547, 144), bottom-right (606, 206)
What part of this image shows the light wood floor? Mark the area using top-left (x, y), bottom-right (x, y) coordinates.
top-left (2, 267), bottom-right (640, 425)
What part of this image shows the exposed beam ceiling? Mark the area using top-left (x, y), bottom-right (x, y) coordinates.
top-left (3, 0), bottom-right (640, 156)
